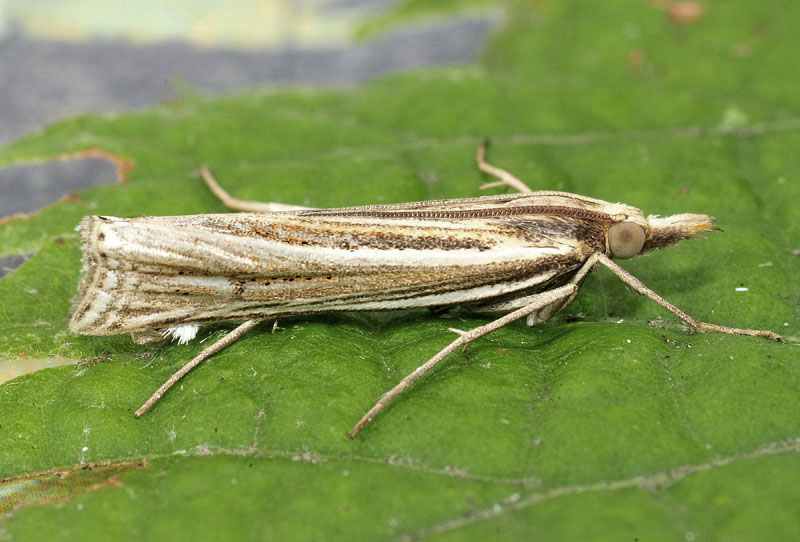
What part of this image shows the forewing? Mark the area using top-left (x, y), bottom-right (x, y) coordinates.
top-left (69, 198), bottom-right (603, 334)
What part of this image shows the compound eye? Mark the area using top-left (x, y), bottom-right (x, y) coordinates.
top-left (608, 221), bottom-right (645, 259)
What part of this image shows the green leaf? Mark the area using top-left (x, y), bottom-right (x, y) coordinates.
top-left (353, 0), bottom-right (501, 40)
top-left (1, 1), bottom-right (799, 540)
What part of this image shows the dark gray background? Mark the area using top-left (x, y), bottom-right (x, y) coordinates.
top-left (0, 5), bottom-right (495, 277)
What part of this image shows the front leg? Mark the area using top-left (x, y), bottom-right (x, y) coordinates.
top-left (597, 254), bottom-right (782, 341)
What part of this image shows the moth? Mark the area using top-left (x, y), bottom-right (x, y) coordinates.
top-left (68, 141), bottom-right (781, 436)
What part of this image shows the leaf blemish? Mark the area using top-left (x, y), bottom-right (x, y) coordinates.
top-left (0, 460), bottom-right (148, 517)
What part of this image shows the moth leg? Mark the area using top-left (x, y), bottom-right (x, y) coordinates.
top-left (134, 318), bottom-right (264, 417)
top-left (200, 166), bottom-right (314, 212)
top-left (597, 253), bottom-right (783, 341)
top-left (348, 283), bottom-right (577, 437)
top-left (475, 253), bottom-right (601, 324)
top-left (476, 138), bottom-right (533, 193)
top-left (527, 253), bottom-right (603, 325)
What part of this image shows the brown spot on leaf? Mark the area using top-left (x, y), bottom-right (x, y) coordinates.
top-left (628, 49), bottom-right (646, 76)
top-left (0, 460), bottom-right (148, 517)
top-left (58, 147), bottom-right (136, 184)
top-left (730, 43), bottom-right (753, 58)
top-left (650, 1), bottom-right (706, 26)
top-left (60, 193), bottom-right (83, 204)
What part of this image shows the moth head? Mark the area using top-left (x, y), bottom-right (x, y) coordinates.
top-left (607, 213), bottom-right (716, 259)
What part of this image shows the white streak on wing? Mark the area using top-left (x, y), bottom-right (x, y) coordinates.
top-left (99, 220), bottom-right (565, 275)
top-left (120, 268), bottom-right (561, 330)
top-left (290, 270), bottom-right (559, 310)
top-left (100, 222), bottom-right (206, 270)
top-left (71, 269), bottom-right (117, 330)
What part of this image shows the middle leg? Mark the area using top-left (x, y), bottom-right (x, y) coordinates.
top-left (348, 283), bottom-right (578, 437)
